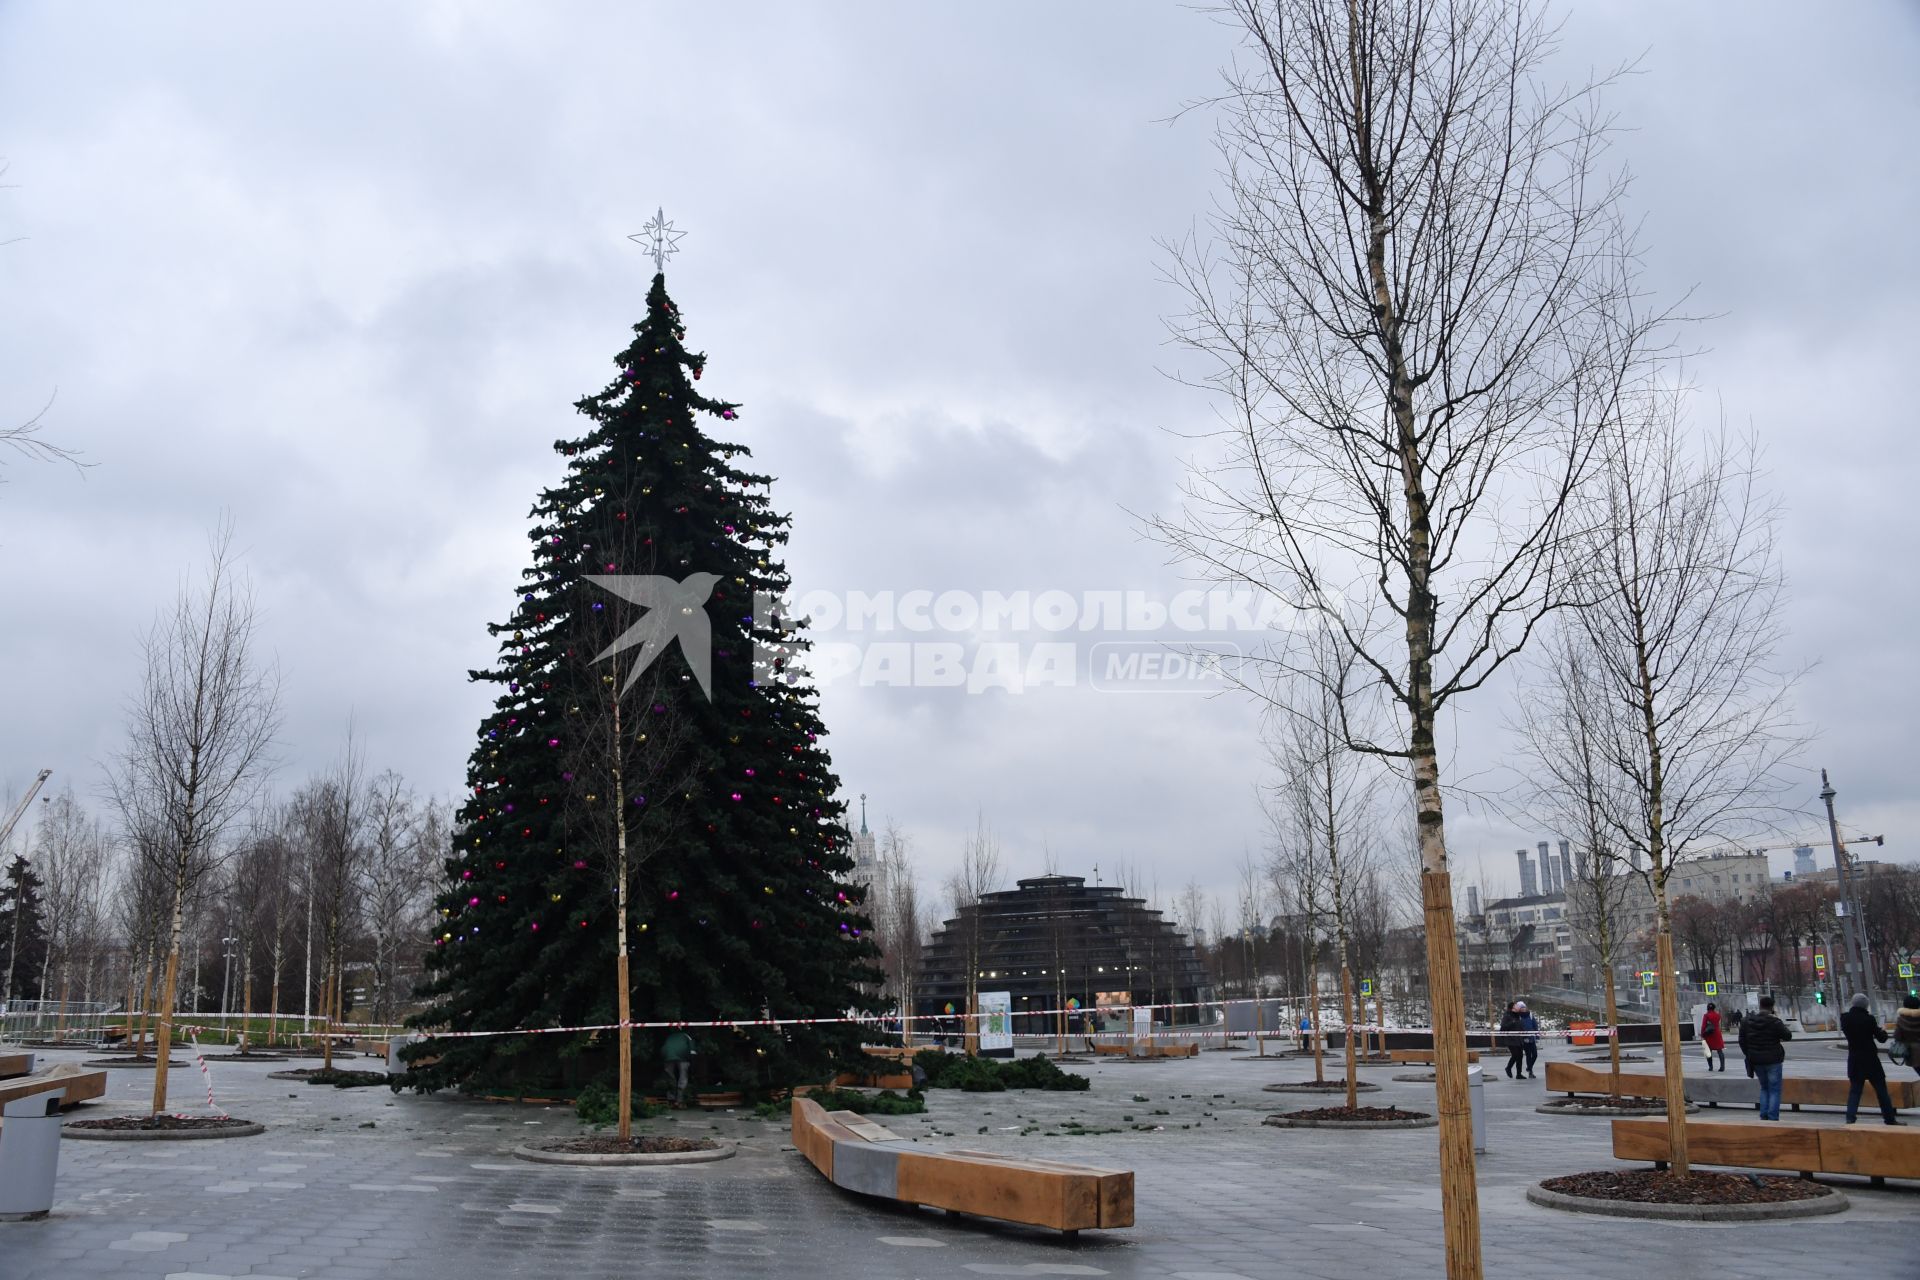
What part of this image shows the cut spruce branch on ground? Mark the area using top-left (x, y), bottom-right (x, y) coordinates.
top-left (913, 1050), bottom-right (1089, 1092)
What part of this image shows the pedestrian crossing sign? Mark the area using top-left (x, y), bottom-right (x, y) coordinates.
top-left (1641, 970), bottom-right (1656, 987)
top-left (1703, 981), bottom-right (1718, 996)
top-left (1901, 963), bottom-right (1914, 979)
top-left (1360, 979), bottom-right (1374, 997)
top-left (1814, 954), bottom-right (1827, 972)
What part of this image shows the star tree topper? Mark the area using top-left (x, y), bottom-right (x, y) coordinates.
top-left (629, 207), bottom-right (687, 273)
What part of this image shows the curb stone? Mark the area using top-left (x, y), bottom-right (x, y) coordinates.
top-left (1524, 1182), bottom-right (1847, 1221)
top-left (512, 1141), bottom-right (736, 1166)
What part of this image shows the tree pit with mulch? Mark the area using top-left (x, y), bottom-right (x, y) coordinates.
top-left (65, 1115), bottom-right (256, 1133)
top-left (1541, 1169), bottom-right (1833, 1206)
top-left (1284, 1104), bottom-right (1427, 1122)
top-left (534, 1134), bottom-right (721, 1156)
top-left (200, 1051), bottom-right (291, 1062)
top-left (1261, 1079), bottom-right (1381, 1094)
top-left (1538, 1095), bottom-right (1695, 1116)
top-left (81, 1056), bottom-right (183, 1069)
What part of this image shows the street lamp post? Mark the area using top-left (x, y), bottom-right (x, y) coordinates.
top-left (220, 936), bottom-right (239, 1017)
top-left (1820, 770), bottom-right (1874, 1010)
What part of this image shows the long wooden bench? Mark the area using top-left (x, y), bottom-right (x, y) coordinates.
top-left (0, 1053), bottom-right (32, 1080)
top-left (1613, 1117), bottom-right (1920, 1187)
top-left (1544, 1060), bottom-right (1669, 1101)
top-left (1091, 1041), bottom-right (1197, 1059)
top-left (1389, 1049), bottom-right (1480, 1065)
top-left (791, 1097), bottom-right (1132, 1234)
top-left (0, 1064), bottom-right (107, 1111)
top-left (1548, 1059), bottom-right (1920, 1112)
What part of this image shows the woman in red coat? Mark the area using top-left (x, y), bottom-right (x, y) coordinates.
top-left (1700, 1001), bottom-right (1726, 1071)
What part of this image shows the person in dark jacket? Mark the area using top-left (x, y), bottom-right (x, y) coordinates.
top-left (1515, 1001), bottom-right (1540, 1078)
top-left (1499, 1002), bottom-right (1526, 1078)
top-left (1840, 993), bottom-right (1902, 1125)
top-left (1894, 995), bottom-right (1920, 1078)
top-left (1736, 994), bottom-right (1792, 1120)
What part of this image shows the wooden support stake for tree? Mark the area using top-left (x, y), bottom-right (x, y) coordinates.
top-left (1654, 931), bottom-right (1689, 1174)
top-left (1423, 871), bottom-right (1482, 1280)
top-left (617, 949), bottom-right (633, 1141)
top-left (1341, 966), bottom-right (1358, 1112)
top-left (149, 947), bottom-right (182, 1114)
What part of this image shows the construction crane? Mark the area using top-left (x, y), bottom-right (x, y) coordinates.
top-left (0, 769), bottom-right (52, 851)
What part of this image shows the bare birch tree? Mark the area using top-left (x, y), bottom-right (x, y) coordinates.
top-left (294, 740), bottom-right (366, 1073)
top-left (1158, 3), bottom-right (1663, 1267)
top-left (108, 529), bottom-right (279, 1111)
top-left (1265, 797), bottom-right (1329, 1079)
top-left (944, 811), bottom-right (1004, 1055)
top-left (359, 773), bottom-right (438, 1024)
top-left (1513, 624), bottom-right (1638, 1088)
top-left (1559, 406), bottom-right (1800, 1173)
top-left (873, 819), bottom-right (925, 1045)
top-left (32, 790), bottom-right (109, 1029)
top-left (1266, 635), bottom-right (1379, 1109)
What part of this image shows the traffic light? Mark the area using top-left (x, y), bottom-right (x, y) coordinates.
top-left (1814, 990), bottom-right (1826, 1005)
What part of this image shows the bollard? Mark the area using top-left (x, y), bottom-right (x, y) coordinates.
top-left (0, 1088), bottom-right (65, 1221)
top-left (1466, 1064), bottom-right (1487, 1155)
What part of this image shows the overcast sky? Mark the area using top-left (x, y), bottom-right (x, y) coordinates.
top-left (2, 2), bottom-right (1915, 918)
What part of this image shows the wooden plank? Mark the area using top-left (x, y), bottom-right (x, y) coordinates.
top-left (895, 1148), bottom-right (1102, 1231)
top-left (791, 1095), bottom-right (1135, 1233)
top-left (1611, 1119), bottom-right (1820, 1173)
top-left (0, 1067), bottom-right (107, 1110)
top-left (1816, 1127), bottom-right (1920, 1180)
top-left (1545, 1060), bottom-right (1667, 1100)
top-left (0, 1052), bottom-right (31, 1080)
top-left (1780, 1076), bottom-right (1917, 1111)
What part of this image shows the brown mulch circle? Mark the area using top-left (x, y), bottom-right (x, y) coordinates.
top-left (535, 1134), bottom-right (721, 1155)
top-left (65, 1114), bottom-right (255, 1133)
top-left (1281, 1105), bottom-right (1431, 1122)
top-left (1262, 1080), bottom-right (1382, 1093)
top-left (1576, 1053), bottom-right (1650, 1063)
top-left (81, 1056), bottom-right (184, 1068)
top-left (1542, 1169), bottom-right (1833, 1206)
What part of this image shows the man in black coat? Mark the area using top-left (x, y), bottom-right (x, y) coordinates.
top-left (1840, 993), bottom-right (1902, 1125)
top-left (1737, 995), bottom-right (1792, 1120)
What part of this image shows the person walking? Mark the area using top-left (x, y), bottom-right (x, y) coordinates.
top-left (1893, 995), bottom-right (1920, 1078)
top-left (1840, 993), bottom-right (1902, 1125)
top-left (661, 1029), bottom-right (694, 1107)
top-left (1499, 1001), bottom-right (1526, 1079)
top-left (1737, 994), bottom-right (1792, 1121)
top-left (1700, 1002), bottom-right (1726, 1071)
top-left (1516, 1001), bottom-right (1540, 1078)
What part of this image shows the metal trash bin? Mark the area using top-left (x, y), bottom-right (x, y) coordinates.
top-left (0, 1088), bottom-right (65, 1221)
top-left (1466, 1064), bottom-right (1488, 1155)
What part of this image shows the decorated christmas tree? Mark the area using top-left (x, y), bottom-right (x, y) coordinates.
top-left (407, 238), bottom-right (880, 1098)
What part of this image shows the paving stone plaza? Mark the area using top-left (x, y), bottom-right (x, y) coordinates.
top-left (4, 1038), bottom-right (1917, 1280)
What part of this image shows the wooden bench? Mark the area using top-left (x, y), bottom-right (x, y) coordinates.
top-left (0, 1053), bottom-right (32, 1080)
top-left (1389, 1049), bottom-right (1480, 1066)
top-left (0, 1065), bottom-right (107, 1111)
top-left (1544, 1060), bottom-right (1670, 1101)
top-left (791, 1097), bottom-right (1132, 1234)
top-left (1091, 1041), bottom-right (1197, 1059)
top-left (834, 1068), bottom-right (916, 1091)
top-left (1613, 1117), bottom-right (1920, 1187)
top-left (1549, 1059), bottom-right (1920, 1112)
